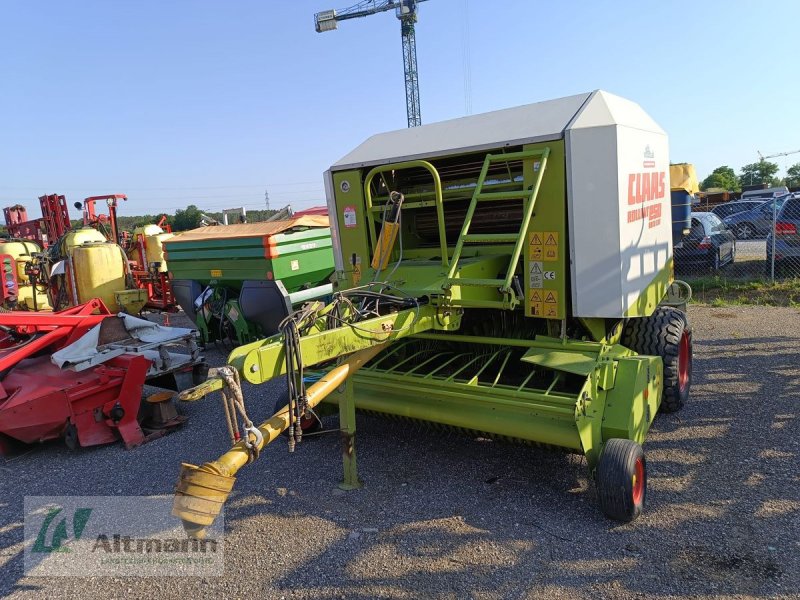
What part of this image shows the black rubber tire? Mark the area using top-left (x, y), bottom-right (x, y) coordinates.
top-left (596, 438), bottom-right (646, 522)
top-left (622, 306), bottom-right (692, 413)
top-left (273, 395), bottom-right (323, 435)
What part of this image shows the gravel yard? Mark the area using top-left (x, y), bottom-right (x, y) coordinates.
top-left (1, 306), bottom-right (798, 599)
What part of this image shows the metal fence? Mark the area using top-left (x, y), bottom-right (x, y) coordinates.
top-left (675, 198), bottom-right (800, 283)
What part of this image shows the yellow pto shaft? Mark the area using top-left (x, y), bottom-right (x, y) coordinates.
top-left (172, 343), bottom-right (387, 537)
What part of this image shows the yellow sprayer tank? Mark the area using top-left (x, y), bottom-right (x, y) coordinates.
top-left (146, 233), bottom-right (173, 272)
top-left (17, 284), bottom-right (51, 311)
top-left (130, 225), bottom-right (173, 272)
top-left (62, 228), bottom-right (107, 256)
top-left (70, 242), bottom-right (127, 312)
top-left (0, 240), bottom-right (41, 283)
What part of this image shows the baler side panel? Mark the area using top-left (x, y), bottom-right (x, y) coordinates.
top-left (331, 170), bottom-right (370, 289)
top-left (523, 140), bottom-right (567, 320)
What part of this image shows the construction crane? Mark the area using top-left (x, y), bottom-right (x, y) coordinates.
top-left (314, 0), bottom-right (428, 128)
top-left (758, 148), bottom-right (800, 161)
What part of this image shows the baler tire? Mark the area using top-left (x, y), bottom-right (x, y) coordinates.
top-left (596, 438), bottom-right (646, 522)
top-left (622, 307), bottom-right (692, 414)
top-left (273, 396), bottom-right (323, 436)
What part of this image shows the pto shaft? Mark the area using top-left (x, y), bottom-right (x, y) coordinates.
top-left (172, 343), bottom-right (386, 537)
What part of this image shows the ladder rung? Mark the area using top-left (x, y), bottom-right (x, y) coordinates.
top-left (486, 150), bottom-right (547, 163)
top-left (450, 278), bottom-right (506, 287)
top-left (463, 233), bottom-right (518, 243)
top-left (476, 190), bottom-right (530, 201)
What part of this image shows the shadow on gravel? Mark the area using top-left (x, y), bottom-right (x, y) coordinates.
top-left (222, 335), bottom-right (798, 599)
top-left (1, 327), bottom-right (797, 598)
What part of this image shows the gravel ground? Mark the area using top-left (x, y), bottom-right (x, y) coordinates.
top-left (1, 306), bottom-right (798, 599)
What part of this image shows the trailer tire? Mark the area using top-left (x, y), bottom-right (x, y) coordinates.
top-left (273, 396), bottom-right (323, 435)
top-left (622, 307), bottom-right (692, 413)
top-left (596, 438), bottom-right (646, 522)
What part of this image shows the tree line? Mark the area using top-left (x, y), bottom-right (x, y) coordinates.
top-left (701, 161), bottom-right (800, 192)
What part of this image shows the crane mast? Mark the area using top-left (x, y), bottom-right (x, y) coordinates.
top-left (314, 0), bottom-right (427, 128)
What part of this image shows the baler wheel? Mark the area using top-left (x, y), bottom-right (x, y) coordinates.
top-left (622, 307), bottom-right (692, 413)
top-left (596, 438), bottom-right (646, 522)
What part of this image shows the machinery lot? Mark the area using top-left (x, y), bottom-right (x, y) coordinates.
top-left (1, 306), bottom-right (798, 599)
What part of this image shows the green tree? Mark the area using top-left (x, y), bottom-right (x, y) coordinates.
top-left (786, 162), bottom-right (800, 187)
top-left (172, 204), bottom-right (204, 231)
top-left (739, 161), bottom-right (779, 187)
top-left (700, 165), bottom-right (739, 191)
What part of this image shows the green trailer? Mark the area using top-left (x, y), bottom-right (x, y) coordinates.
top-left (165, 217), bottom-right (335, 345)
top-left (174, 91), bottom-right (693, 533)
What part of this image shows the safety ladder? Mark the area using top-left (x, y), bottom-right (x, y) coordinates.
top-left (444, 147), bottom-right (550, 307)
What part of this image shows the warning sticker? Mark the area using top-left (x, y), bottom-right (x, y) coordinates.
top-left (529, 261), bottom-right (543, 289)
top-left (543, 231), bottom-right (559, 261)
top-left (351, 255), bottom-right (362, 285)
top-left (290, 259), bottom-right (300, 271)
top-left (543, 290), bottom-right (559, 317)
top-left (210, 269), bottom-right (222, 278)
top-left (343, 205), bottom-right (357, 228)
top-left (528, 231), bottom-right (543, 261)
top-left (529, 290), bottom-right (543, 316)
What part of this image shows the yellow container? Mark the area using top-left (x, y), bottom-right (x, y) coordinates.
top-left (145, 232), bottom-right (173, 272)
top-left (17, 284), bottom-right (52, 311)
top-left (0, 240), bottom-right (40, 260)
top-left (115, 289), bottom-right (148, 314)
top-left (128, 225), bottom-right (171, 272)
top-left (71, 242), bottom-right (127, 312)
top-left (62, 228), bottom-right (106, 257)
top-left (133, 224), bottom-right (164, 238)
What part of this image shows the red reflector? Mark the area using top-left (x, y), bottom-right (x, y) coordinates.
top-left (775, 222), bottom-right (797, 235)
top-left (697, 236), bottom-right (712, 249)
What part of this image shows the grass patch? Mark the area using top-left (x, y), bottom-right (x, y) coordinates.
top-left (684, 275), bottom-right (800, 306)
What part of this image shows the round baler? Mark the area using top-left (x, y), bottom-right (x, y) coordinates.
top-left (173, 90), bottom-right (692, 532)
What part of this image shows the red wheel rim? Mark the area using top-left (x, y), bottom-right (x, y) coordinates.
top-left (299, 416), bottom-right (317, 431)
top-left (632, 457), bottom-right (645, 505)
top-left (678, 330), bottom-right (690, 393)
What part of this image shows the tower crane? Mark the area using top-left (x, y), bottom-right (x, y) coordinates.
top-left (758, 148), bottom-right (800, 161)
top-left (314, 0), bottom-right (428, 128)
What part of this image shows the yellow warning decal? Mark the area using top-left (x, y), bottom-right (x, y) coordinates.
top-left (210, 269), bottom-right (223, 277)
top-left (529, 231), bottom-right (543, 261)
top-left (543, 289), bottom-right (559, 317)
top-left (543, 231), bottom-right (559, 261)
top-left (529, 291), bottom-right (543, 316)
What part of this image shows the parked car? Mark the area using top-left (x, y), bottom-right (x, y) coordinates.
top-left (722, 195), bottom-right (789, 239)
top-left (740, 186), bottom-right (790, 201)
top-left (711, 200), bottom-right (766, 220)
top-left (766, 195), bottom-right (800, 276)
top-left (675, 212), bottom-right (736, 272)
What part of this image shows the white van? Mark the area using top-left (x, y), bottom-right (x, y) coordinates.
top-left (741, 186), bottom-right (790, 200)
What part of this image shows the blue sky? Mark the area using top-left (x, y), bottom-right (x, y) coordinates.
top-left (1, 0), bottom-right (798, 218)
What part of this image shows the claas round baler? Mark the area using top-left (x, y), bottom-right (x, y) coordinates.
top-left (173, 90), bottom-right (692, 533)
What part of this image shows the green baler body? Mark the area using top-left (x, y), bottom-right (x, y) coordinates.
top-left (227, 92), bottom-right (678, 471)
top-left (164, 226), bottom-right (334, 292)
